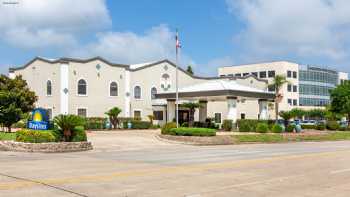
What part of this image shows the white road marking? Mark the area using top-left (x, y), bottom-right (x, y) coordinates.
top-left (330, 168), bottom-right (350, 174)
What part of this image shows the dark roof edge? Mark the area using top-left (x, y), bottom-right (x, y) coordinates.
top-left (8, 57), bottom-right (268, 84)
top-left (130, 59), bottom-right (269, 83)
top-left (9, 56), bottom-right (129, 72)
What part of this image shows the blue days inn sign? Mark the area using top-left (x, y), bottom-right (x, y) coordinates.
top-left (27, 108), bottom-right (49, 130)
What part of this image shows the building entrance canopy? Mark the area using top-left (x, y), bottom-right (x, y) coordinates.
top-left (155, 79), bottom-right (275, 123)
top-left (155, 79), bottom-right (275, 101)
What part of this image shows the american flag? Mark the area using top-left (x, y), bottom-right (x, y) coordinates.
top-left (175, 29), bottom-right (181, 50)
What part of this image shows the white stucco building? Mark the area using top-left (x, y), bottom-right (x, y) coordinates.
top-left (9, 57), bottom-right (274, 126)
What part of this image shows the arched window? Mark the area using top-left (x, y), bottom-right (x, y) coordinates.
top-left (110, 81), bottom-right (118, 96)
top-left (151, 87), bottom-right (157, 99)
top-left (78, 79), bottom-right (87, 95)
top-left (46, 80), bottom-right (52, 96)
top-left (134, 86), bottom-right (141, 99)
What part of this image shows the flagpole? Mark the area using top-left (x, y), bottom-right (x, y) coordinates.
top-left (175, 29), bottom-right (179, 128)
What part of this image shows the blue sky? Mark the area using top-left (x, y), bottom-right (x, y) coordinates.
top-left (1, 0), bottom-right (350, 76)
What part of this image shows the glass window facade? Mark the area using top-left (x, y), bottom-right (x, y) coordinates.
top-left (299, 84), bottom-right (332, 96)
top-left (298, 66), bottom-right (340, 106)
top-left (299, 69), bottom-right (338, 85)
top-left (299, 98), bottom-right (330, 106)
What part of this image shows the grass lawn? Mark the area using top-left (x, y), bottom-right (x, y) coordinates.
top-left (234, 131), bottom-right (350, 143)
top-left (0, 132), bottom-right (16, 141)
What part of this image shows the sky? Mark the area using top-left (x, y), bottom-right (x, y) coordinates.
top-left (1, 0), bottom-right (350, 76)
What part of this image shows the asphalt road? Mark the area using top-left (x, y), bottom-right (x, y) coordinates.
top-left (1, 130), bottom-right (350, 197)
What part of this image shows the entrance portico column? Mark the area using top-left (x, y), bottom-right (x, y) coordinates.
top-left (166, 99), bottom-right (175, 122)
top-left (259, 99), bottom-right (268, 120)
top-left (227, 97), bottom-right (237, 123)
top-left (199, 100), bottom-right (208, 122)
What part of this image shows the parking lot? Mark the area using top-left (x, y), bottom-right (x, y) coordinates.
top-left (1, 130), bottom-right (350, 197)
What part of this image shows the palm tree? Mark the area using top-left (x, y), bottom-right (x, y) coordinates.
top-left (105, 107), bottom-right (122, 129)
top-left (270, 75), bottom-right (288, 122)
top-left (279, 111), bottom-right (293, 127)
top-left (147, 114), bottom-right (155, 125)
top-left (54, 114), bottom-right (85, 142)
top-left (181, 102), bottom-right (201, 127)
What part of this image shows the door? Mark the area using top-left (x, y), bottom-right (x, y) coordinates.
top-left (178, 110), bottom-right (189, 125)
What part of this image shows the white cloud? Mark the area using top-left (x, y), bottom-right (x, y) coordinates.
top-left (196, 56), bottom-right (234, 76)
top-left (0, 0), bottom-right (110, 49)
top-left (73, 25), bottom-right (195, 65)
top-left (227, 0), bottom-right (350, 63)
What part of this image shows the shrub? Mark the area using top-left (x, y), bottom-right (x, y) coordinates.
top-left (131, 121), bottom-right (151, 129)
top-left (286, 124), bottom-right (295, 133)
top-left (181, 122), bottom-right (189, 127)
top-left (161, 122), bottom-right (177, 135)
top-left (54, 114), bottom-right (85, 142)
top-left (237, 119), bottom-right (270, 132)
top-left (256, 123), bottom-right (269, 133)
top-left (222, 119), bottom-right (233, 131)
top-left (121, 120), bottom-right (151, 129)
top-left (12, 121), bottom-right (26, 128)
top-left (16, 129), bottom-right (56, 143)
top-left (272, 124), bottom-right (283, 133)
top-left (169, 127), bottom-right (216, 136)
top-left (327, 121), bottom-right (340, 131)
top-left (316, 123), bottom-right (326, 131)
top-left (71, 126), bottom-right (87, 142)
top-left (301, 125), bottom-right (316, 130)
top-left (84, 117), bottom-right (108, 130)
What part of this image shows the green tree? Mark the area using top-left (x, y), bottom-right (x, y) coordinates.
top-left (279, 111), bottom-right (293, 127)
top-left (105, 107), bottom-right (122, 129)
top-left (181, 102), bottom-right (201, 127)
top-left (270, 75), bottom-right (288, 122)
top-left (0, 75), bottom-right (37, 132)
top-left (186, 65), bottom-right (194, 75)
top-left (329, 81), bottom-right (350, 126)
top-left (306, 109), bottom-right (326, 120)
top-left (290, 108), bottom-right (305, 120)
top-left (54, 114), bottom-right (85, 142)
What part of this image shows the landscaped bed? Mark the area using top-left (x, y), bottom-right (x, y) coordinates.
top-left (0, 114), bottom-right (93, 153)
top-left (0, 132), bottom-right (16, 141)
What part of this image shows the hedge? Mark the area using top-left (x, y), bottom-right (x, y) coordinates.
top-left (122, 120), bottom-right (151, 129)
top-left (327, 121), bottom-right (340, 131)
top-left (301, 125), bottom-right (316, 130)
top-left (84, 117), bottom-right (108, 130)
top-left (272, 124), bottom-right (283, 133)
top-left (256, 123), bottom-right (269, 133)
top-left (237, 119), bottom-right (274, 132)
top-left (16, 129), bottom-right (56, 143)
top-left (168, 127), bottom-right (216, 137)
top-left (222, 119), bottom-right (233, 131)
